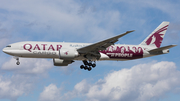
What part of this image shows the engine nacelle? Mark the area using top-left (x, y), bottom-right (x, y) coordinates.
top-left (59, 49), bottom-right (79, 59)
top-left (53, 58), bottom-right (73, 66)
top-left (162, 49), bottom-right (169, 54)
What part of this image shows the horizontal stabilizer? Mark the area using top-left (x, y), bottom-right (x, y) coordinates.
top-left (148, 45), bottom-right (177, 52)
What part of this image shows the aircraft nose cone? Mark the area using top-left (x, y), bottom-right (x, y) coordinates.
top-left (3, 48), bottom-right (7, 53)
top-left (3, 47), bottom-right (18, 56)
top-left (2, 48), bottom-right (9, 54)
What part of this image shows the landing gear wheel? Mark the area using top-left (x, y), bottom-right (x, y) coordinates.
top-left (80, 65), bottom-right (84, 69)
top-left (83, 60), bottom-right (88, 65)
top-left (81, 60), bottom-right (97, 71)
top-left (14, 57), bottom-right (20, 65)
top-left (92, 63), bottom-right (96, 68)
top-left (16, 61), bottom-right (20, 65)
top-left (88, 67), bottom-right (92, 71)
top-left (88, 63), bottom-right (92, 66)
top-left (84, 65), bottom-right (88, 70)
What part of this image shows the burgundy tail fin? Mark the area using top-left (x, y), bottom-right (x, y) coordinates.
top-left (140, 22), bottom-right (170, 48)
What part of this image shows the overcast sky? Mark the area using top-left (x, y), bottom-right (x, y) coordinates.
top-left (0, 0), bottom-right (180, 101)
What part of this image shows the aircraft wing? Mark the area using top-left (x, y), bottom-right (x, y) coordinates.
top-left (77, 30), bottom-right (135, 55)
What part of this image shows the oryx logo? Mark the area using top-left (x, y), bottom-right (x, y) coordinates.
top-left (145, 25), bottom-right (168, 48)
top-left (64, 51), bottom-right (69, 55)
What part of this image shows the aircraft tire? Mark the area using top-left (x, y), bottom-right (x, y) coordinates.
top-left (80, 65), bottom-right (84, 69)
top-left (88, 63), bottom-right (92, 66)
top-left (92, 64), bottom-right (96, 68)
top-left (16, 62), bottom-right (20, 65)
top-left (88, 67), bottom-right (92, 71)
top-left (84, 65), bottom-right (88, 70)
top-left (83, 61), bottom-right (88, 65)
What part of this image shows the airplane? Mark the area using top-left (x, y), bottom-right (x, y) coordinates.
top-left (2, 21), bottom-right (177, 71)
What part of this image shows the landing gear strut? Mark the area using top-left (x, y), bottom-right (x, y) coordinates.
top-left (15, 57), bottom-right (20, 65)
top-left (80, 60), bottom-right (96, 71)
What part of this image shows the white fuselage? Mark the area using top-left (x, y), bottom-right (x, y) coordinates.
top-left (3, 41), bottom-right (164, 61)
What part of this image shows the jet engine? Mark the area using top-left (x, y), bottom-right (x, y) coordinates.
top-left (59, 49), bottom-right (79, 59)
top-left (162, 49), bottom-right (169, 54)
top-left (53, 58), bottom-right (74, 66)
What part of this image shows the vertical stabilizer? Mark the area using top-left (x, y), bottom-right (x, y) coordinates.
top-left (140, 21), bottom-right (170, 48)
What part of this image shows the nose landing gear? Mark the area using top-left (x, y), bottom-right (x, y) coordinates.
top-left (80, 60), bottom-right (96, 71)
top-left (15, 57), bottom-right (20, 65)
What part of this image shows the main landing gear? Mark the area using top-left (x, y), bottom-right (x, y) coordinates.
top-left (14, 57), bottom-right (20, 65)
top-left (80, 60), bottom-right (96, 71)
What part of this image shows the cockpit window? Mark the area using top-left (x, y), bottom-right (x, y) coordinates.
top-left (6, 45), bottom-right (11, 47)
